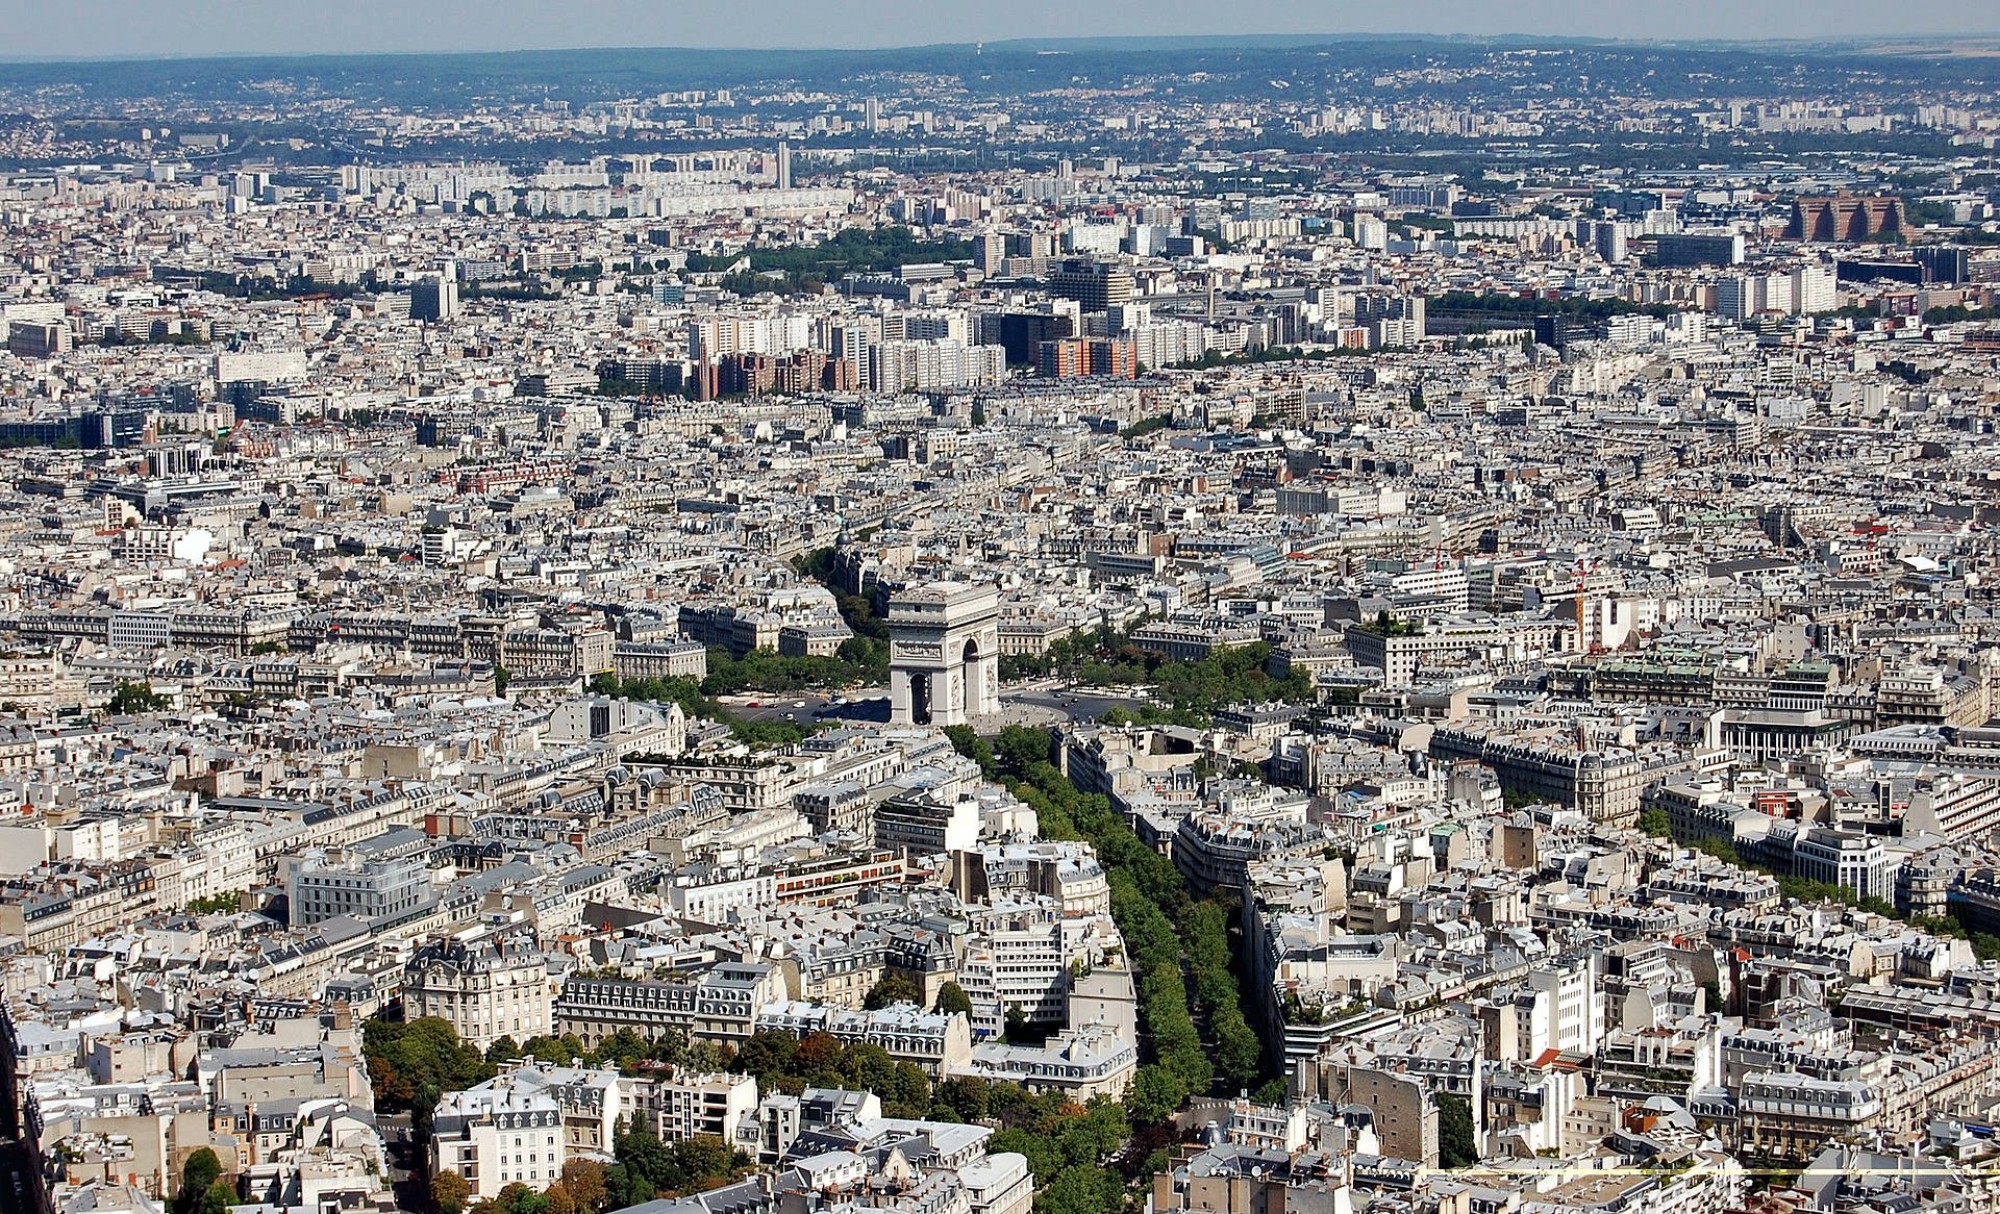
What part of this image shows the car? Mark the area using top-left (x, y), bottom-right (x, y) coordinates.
top-left (792, 700), bottom-right (808, 709)
top-left (746, 701), bottom-right (760, 708)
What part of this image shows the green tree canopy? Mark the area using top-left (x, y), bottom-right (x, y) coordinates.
top-left (1438, 1094), bottom-right (1478, 1168)
top-left (108, 680), bottom-right (169, 715)
top-left (560, 1160), bottom-right (608, 1214)
top-left (361, 1017), bottom-right (497, 1114)
top-left (173, 1148), bottom-right (223, 1214)
top-left (607, 1123), bottom-right (746, 1207)
top-left (863, 972), bottom-right (921, 1010)
top-left (934, 981), bottom-right (975, 1017)
top-left (431, 1171), bottom-right (471, 1214)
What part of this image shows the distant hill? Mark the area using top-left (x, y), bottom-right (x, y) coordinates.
top-left (4, 34), bottom-right (1998, 109)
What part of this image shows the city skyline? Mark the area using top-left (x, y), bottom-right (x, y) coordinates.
top-left (0, 20), bottom-right (1999, 1214)
top-left (3, 0), bottom-right (1999, 60)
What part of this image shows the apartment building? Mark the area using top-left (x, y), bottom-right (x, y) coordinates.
top-left (402, 933), bottom-right (557, 1051)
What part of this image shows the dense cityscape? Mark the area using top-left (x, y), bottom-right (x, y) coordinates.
top-left (1, 29), bottom-right (1999, 1214)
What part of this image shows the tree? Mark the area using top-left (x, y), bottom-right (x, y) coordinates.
top-left (882, 1061), bottom-right (932, 1120)
top-left (608, 1124), bottom-right (665, 1208)
top-left (611, 1122), bottom-right (743, 1204)
top-left (199, 1179), bottom-right (239, 1214)
top-left (1123, 1064), bottom-right (1188, 1125)
top-left (1692, 835), bottom-right (1742, 865)
top-left (362, 1018), bottom-right (497, 1114)
top-left (431, 1172), bottom-right (472, 1214)
top-left (561, 1160), bottom-right (607, 1214)
top-left (934, 1076), bottom-right (990, 1122)
top-left (1035, 1162), bottom-right (1124, 1214)
top-left (732, 1031), bottom-right (799, 1085)
top-left (993, 725), bottom-right (1052, 776)
top-left (486, 1036), bottom-right (523, 1065)
top-left (1002, 1004), bottom-right (1035, 1044)
top-left (671, 1136), bottom-right (736, 1190)
top-left (729, 717), bottom-right (808, 748)
top-left (412, 1081), bottom-right (442, 1157)
top-left (934, 981), bottom-right (974, 1017)
top-left (988, 1128), bottom-right (1060, 1182)
top-left (174, 1149), bottom-right (223, 1214)
top-left (685, 1039), bottom-right (733, 1073)
top-left (1060, 1101), bottom-right (1129, 1169)
top-left (644, 1029), bottom-right (689, 1069)
top-left (1212, 1015), bottom-right (1263, 1088)
top-left (1638, 807), bottom-right (1671, 837)
top-left (1437, 1094), bottom-right (1478, 1168)
top-left (519, 1034), bottom-right (585, 1065)
top-left (493, 666), bottom-right (511, 696)
top-left (863, 972), bottom-right (921, 1010)
top-left (592, 1027), bottom-right (652, 1073)
top-left (793, 1032), bottom-right (843, 1077)
top-left (108, 680), bottom-right (169, 715)
top-left (487, 1183), bottom-right (548, 1214)
top-left (942, 726), bottom-right (996, 779)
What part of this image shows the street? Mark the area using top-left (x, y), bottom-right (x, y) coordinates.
top-left (1003, 685), bottom-right (1149, 726)
top-left (721, 681), bottom-right (1148, 732)
top-left (726, 689), bottom-right (890, 725)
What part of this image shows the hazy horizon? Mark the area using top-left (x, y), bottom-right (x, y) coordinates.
top-left (1, 0), bottom-right (1996, 61)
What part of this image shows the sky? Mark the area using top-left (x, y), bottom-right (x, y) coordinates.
top-left (0, 0), bottom-right (1995, 59)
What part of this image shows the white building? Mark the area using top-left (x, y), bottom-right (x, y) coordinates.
top-left (957, 1023), bottom-right (1138, 1100)
top-left (1526, 952), bottom-right (1607, 1057)
top-left (959, 1151), bottom-right (1034, 1214)
top-left (624, 1070), bottom-right (759, 1142)
top-left (755, 1001), bottom-right (974, 1075)
top-left (688, 312), bottom-right (813, 361)
top-left (284, 848), bottom-right (430, 927)
top-left (214, 349), bottom-right (308, 384)
top-left (868, 339), bottom-right (1007, 393)
top-left (1793, 264), bottom-right (1838, 315)
top-left (403, 933), bottom-right (556, 1051)
top-left (662, 866), bottom-right (777, 924)
top-left (431, 1073), bottom-right (568, 1198)
top-left (957, 913), bottom-right (1068, 1037)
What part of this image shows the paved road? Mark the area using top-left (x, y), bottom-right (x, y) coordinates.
top-left (378, 1112), bottom-right (421, 1210)
top-left (730, 693), bottom-right (831, 723)
top-left (727, 688), bottom-right (890, 725)
top-left (725, 682), bottom-right (1146, 729)
top-left (822, 695), bottom-right (893, 724)
top-left (1003, 686), bottom-right (1147, 725)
